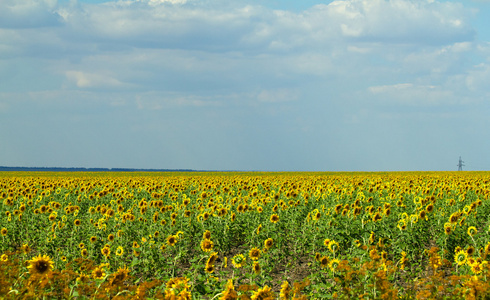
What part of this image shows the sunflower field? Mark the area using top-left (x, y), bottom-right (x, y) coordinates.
top-left (1, 171), bottom-right (490, 299)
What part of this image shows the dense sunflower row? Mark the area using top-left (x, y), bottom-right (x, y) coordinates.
top-left (1, 171), bottom-right (490, 299)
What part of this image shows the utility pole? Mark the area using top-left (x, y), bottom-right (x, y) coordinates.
top-left (457, 156), bottom-right (464, 171)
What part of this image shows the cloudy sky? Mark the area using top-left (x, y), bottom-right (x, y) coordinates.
top-left (1, 0), bottom-right (489, 171)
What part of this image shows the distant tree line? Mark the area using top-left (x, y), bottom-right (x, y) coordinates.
top-left (0, 166), bottom-right (195, 172)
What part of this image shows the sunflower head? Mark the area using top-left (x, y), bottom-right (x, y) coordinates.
top-left (329, 258), bottom-right (340, 272)
top-left (270, 214), bottom-right (279, 224)
top-left (232, 254), bottom-right (245, 268)
top-left (167, 235), bottom-right (178, 247)
top-left (249, 247), bottom-right (261, 261)
top-left (264, 238), bottom-right (273, 250)
top-left (467, 226), bottom-right (478, 237)
top-left (92, 266), bottom-right (106, 279)
top-left (253, 261), bottom-right (261, 274)
top-left (328, 240), bottom-right (339, 253)
top-left (455, 250), bottom-right (467, 266)
top-left (27, 254), bottom-right (54, 276)
top-left (204, 263), bottom-right (215, 274)
top-left (319, 256), bottom-right (329, 268)
top-left (203, 230), bottom-right (212, 240)
top-left (200, 239), bottom-right (214, 252)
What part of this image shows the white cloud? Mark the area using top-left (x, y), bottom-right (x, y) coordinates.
top-left (0, 0), bottom-right (61, 28)
top-left (65, 71), bottom-right (123, 88)
top-left (257, 88), bottom-right (299, 103)
top-left (368, 83), bottom-right (457, 106)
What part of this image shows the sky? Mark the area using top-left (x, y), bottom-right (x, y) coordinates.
top-left (1, 0), bottom-right (490, 172)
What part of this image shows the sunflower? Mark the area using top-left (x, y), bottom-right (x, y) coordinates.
top-left (90, 236), bottom-right (97, 243)
top-left (315, 252), bottom-right (321, 262)
top-left (81, 249), bottom-right (88, 257)
top-left (110, 266), bottom-right (130, 286)
top-left (323, 239), bottom-right (330, 247)
top-left (454, 250), bottom-right (467, 266)
top-left (251, 285), bottom-right (274, 300)
top-left (203, 230), bottom-right (212, 240)
top-left (329, 258), bottom-right (340, 272)
top-left (21, 243), bottom-right (30, 254)
top-left (92, 266), bottom-right (106, 279)
top-left (167, 235), bottom-right (178, 247)
top-left (249, 247), bottom-right (261, 261)
top-left (1, 228), bottom-right (7, 236)
top-left (219, 279), bottom-right (238, 300)
top-left (1, 254), bottom-right (8, 262)
top-left (116, 246), bottom-right (124, 256)
top-left (232, 254), bottom-right (245, 268)
top-left (279, 281), bottom-right (291, 300)
top-left (471, 262), bottom-right (483, 275)
top-left (107, 234), bottom-right (115, 242)
top-left (270, 214), bottom-right (279, 224)
top-left (410, 214), bottom-right (418, 224)
top-left (256, 224), bottom-right (262, 235)
top-left (449, 213), bottom-right (459, 224)
top-left (204, 263), bottom-right (215, 274)
top-left (201, 239), bottom-right (214, 252)
top-left (372, 212), bottom-right (382, 222)
top-left (101, 246), bottom-right (111, 257)
top-left (369, 232), bottom-right (375, 244)
top-left (397, 220), bottom-right (407, 231)
top-left (444, 223), bottom-right (452, 235)
top-left (426, 204), bottom-right (434, 214)
top-left (328, 240), bottom-right (339, 253)
top-left (466, 246), bottom-right (475, 257)
top-left (27, 254), bottom-right (54, 275)
top-left (76, 273), bottom-right (90, 283)
top-left (467, 226), bottom-right (477, 237)
top-left (319, 256), bottom-right (329, 268)
top-left (207, 252), bottom-right (218, 266)
top-left (264, 238), bottom-right (273, 250)
top-left (253, 261), bottom-right (261, 274)
top-left (74, 219), bottom-right (81, 226)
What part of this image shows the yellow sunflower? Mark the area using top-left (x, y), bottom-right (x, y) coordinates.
top-left (231, 254), bottom-right (245, 268)
top-left (279, 281), bottom-right (291, 300)
top-left (203, 230), bottom-right (212, 240)
top-left (167, 235), bottom-right (178, 247)
top-left (454, 250), bottom-right (467, 266)
top-left (264, 238), bottom-right (273, 250)
top-left (251, 285), bottom-right (274, 300)
top-left (329, 258), bottom-right (340, 272)
top-left (467, 226), bottom-right (477, 237)
top-left (253, 261), bottom-right (261, 274)
top-left (27, 254), bottom-right (54, 275)
top-left (328, 240), bottom-right (339, 253)
top-left (270, 214), bottom-right (279, 224)
top-left (204, 263), bottom-right (215, 274)
top-left (319, 256), bottom-right (329, 268)
top-left (201, 239), bottom-right (214, 252)
top-left (249, 247), bottom-right (261, 261)
top-left (92, 266), bottom-right (106, 279)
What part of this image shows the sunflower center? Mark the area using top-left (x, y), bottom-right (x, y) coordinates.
top-left (36, 261), bottom-right (49, 273)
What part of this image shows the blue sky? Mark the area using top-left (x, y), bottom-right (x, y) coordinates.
top-left (1, 0), bottom-right (490, 171)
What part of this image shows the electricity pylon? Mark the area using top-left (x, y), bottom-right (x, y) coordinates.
top-left (457, 156), bottom-right (464, 171)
